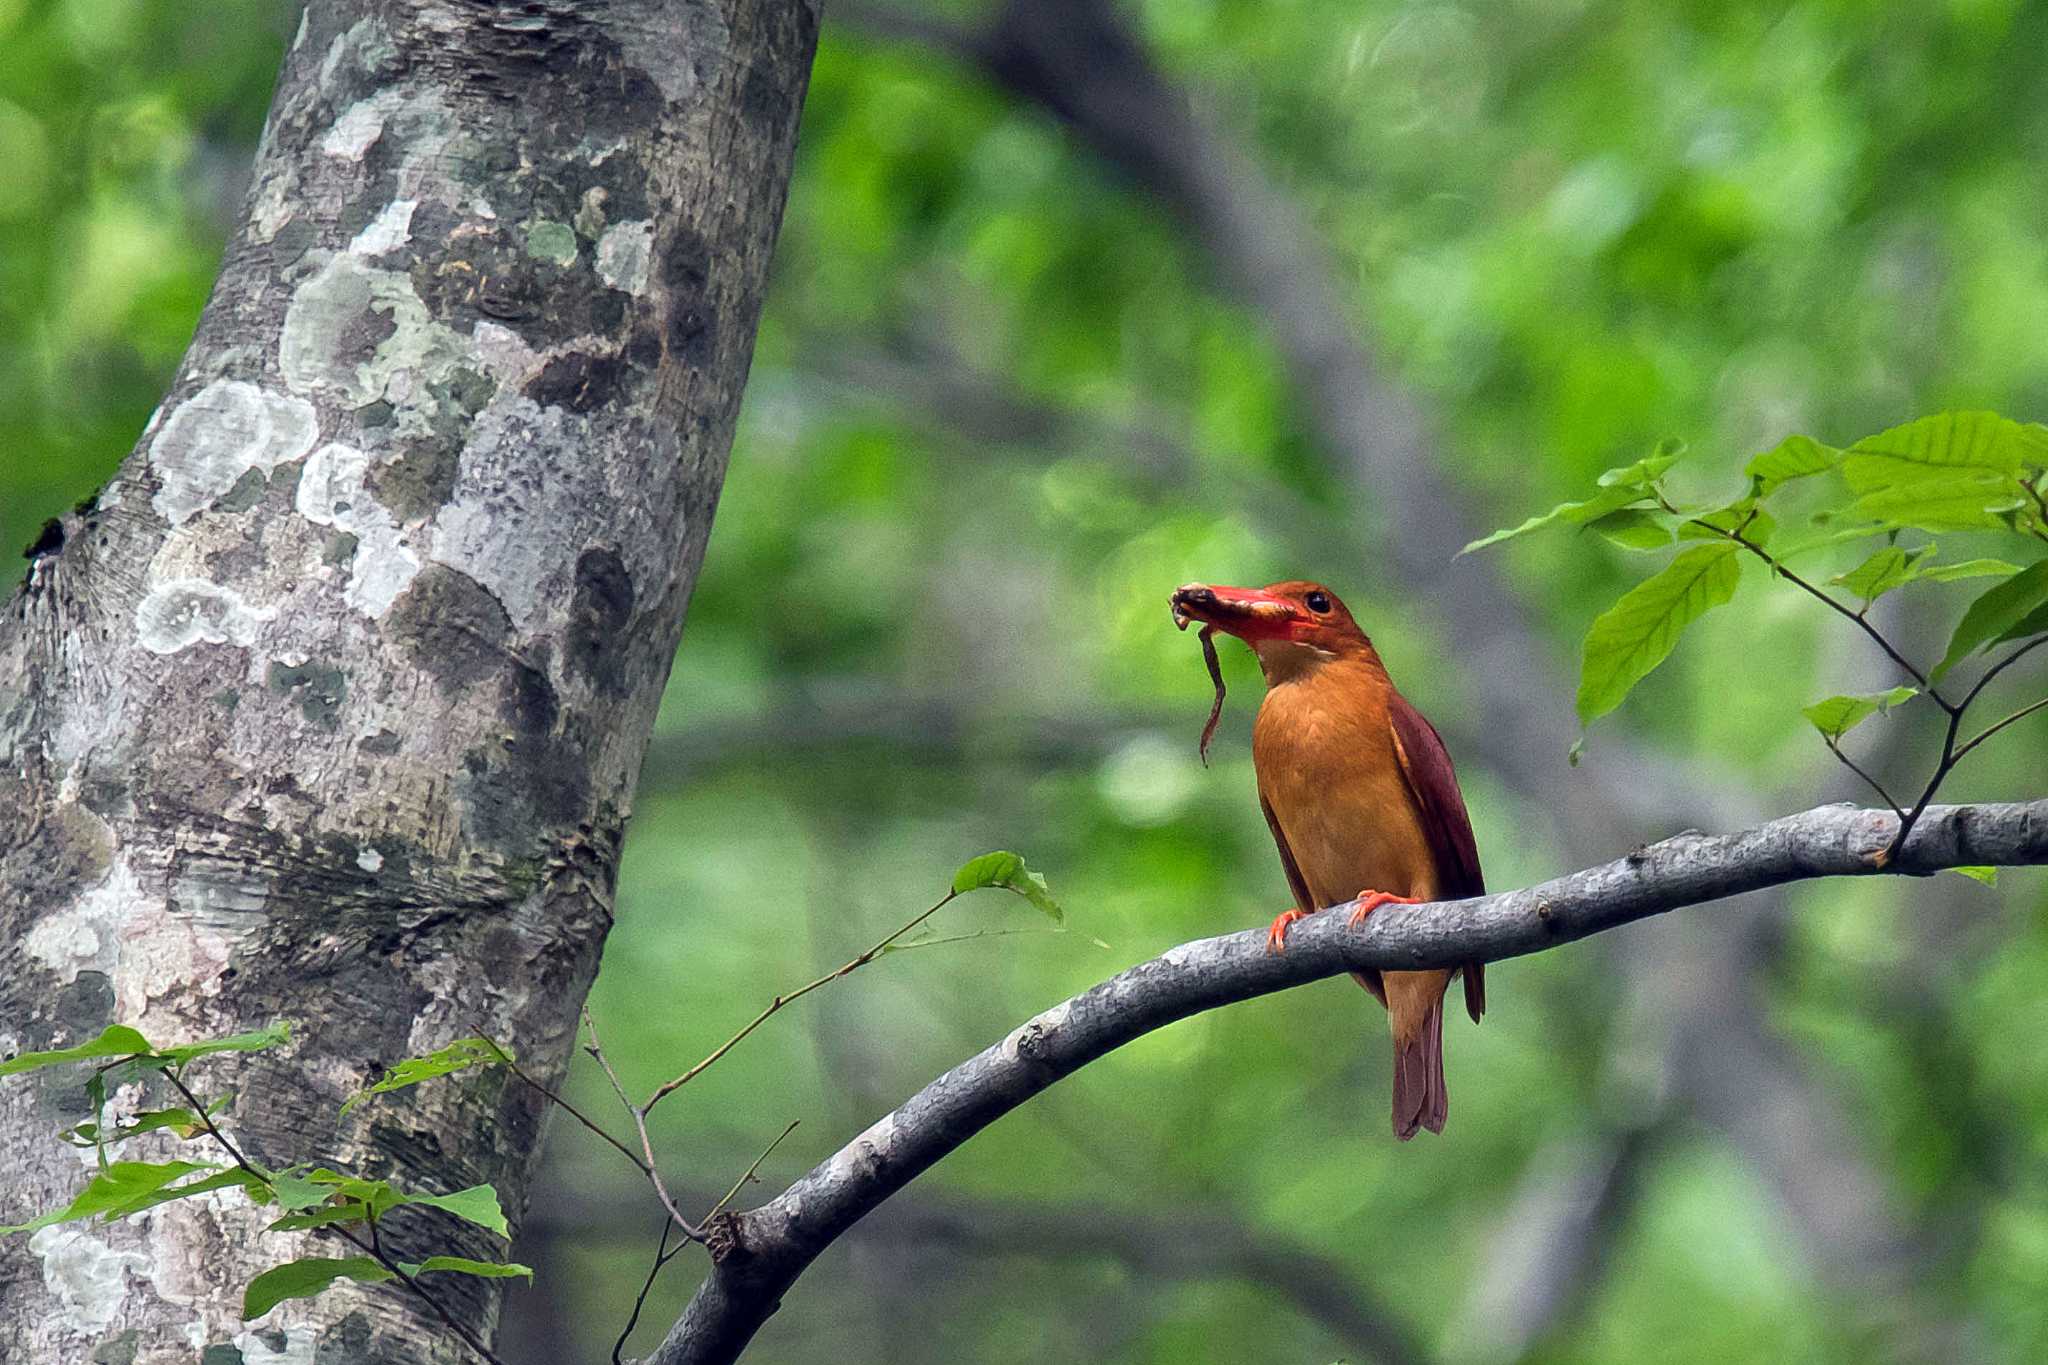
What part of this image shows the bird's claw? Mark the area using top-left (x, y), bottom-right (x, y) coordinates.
top-left (1348, 890), bottom-right (1422, 926)
top-left (1265, 909), bottom-right (1309, 952)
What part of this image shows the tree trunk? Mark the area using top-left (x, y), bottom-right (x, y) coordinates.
top-left (0, 1), bottom-right (817, 1359)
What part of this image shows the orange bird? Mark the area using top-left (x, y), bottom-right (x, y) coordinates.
top-left (1170, 580), bottom-right (1485, 1139)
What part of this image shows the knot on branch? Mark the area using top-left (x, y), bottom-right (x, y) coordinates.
top-left (705, 1209), bottom-right (748, 1264)
top-left (1014, 1019), bottom-right (1052, 1061)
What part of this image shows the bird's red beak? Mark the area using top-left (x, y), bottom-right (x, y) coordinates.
top-left (1170, 583), bottom-right (1304, 642)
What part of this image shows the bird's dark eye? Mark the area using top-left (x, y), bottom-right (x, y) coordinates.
top-left (1305, 591), bottom-right (1331, 613)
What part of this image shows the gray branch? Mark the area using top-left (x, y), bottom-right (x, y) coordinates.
top-left (649, 798), bottom-right (2047, 1364)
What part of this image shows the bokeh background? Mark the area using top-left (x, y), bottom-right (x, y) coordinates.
top-left (6, 1), bottom-right (2048, 1360)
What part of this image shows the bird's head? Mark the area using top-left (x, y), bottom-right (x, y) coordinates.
top-left (1170, 580), bottom-right (1374, 677)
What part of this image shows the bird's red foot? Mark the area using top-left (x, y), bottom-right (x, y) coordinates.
top-left (1266, 909), bottom-right (1310, 952)
top-left (1348, 890), bottom-right (1422, 926)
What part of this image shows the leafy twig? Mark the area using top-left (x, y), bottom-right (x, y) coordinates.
top-left (582, 893), bottom-right (963, 1237)
top-left (1660, 492), bottom-right (1942, 702)
top-left (158, 1067), bottom-right (508, 1365)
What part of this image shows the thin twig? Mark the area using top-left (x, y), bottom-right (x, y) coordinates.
top-left (1887, 695), bottom-right (1970, 863)
top-left (158, 1067), bottom-right (274, 1187)
top-left (882, 925), bottom-right (1079, 954)
top-left (328, 1218), bottom-right (509, 1365)
top-left (472, 1027), bottom-right (648, 1175)
top-left (614, 1218), bottom-right (677, 1365)
top-left (1662, 495), bottom-right (1942, 701)
top-left (159, 1067), bottom-right (509, 1365)
top-left (1958, 634), bottom-right (2048, 713)
top-left (1954, 694), bottom-right (2048, 764)
top-left (1823, 737), bottom-right (1904, 817)
top-left (642, 891), bottom-right (960, 1114)
top-left (1886, 634), bottom-right (2048, 858)
top-left (582, 1010), bottom-right (704, 1243)
top-left (704, 1120), bottom-right (801, 1224)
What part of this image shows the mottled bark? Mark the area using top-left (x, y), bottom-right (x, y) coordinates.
top-left (659, 798), bottom-right (2048, 1364)
top-left (0, 1), bottom-right (817, 1360)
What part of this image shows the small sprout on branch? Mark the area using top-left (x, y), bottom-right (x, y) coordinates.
top-left (951, 849), bottom-right (1063, 922)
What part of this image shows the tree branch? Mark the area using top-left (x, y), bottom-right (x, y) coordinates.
top-left (648, 798), bottom-right (2047, 1364)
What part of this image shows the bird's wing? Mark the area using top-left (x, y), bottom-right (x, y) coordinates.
top-left (1258, 792), bottom-right (1316, 914)
top-left (1261, 791), bottom-right (1385, 1007)
top-left (1385, 693), bottom-right (1487, 1022)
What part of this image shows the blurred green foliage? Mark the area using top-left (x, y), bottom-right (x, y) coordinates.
top-left (6, 1), bottom-right (2048, 1362)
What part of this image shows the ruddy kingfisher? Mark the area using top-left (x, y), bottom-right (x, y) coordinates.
top-left (1171, 580), bottom-right (1486, 1139)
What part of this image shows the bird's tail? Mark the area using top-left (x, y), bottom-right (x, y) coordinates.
top-left (1389, 985), bottom-right (1448, 1141)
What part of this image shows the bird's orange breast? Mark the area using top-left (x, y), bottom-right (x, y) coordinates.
top-left (1251, 662), bottom-right (1441, 911)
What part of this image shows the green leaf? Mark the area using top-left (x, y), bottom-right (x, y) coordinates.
top-left (1775, 520), bottom-right (1899, 559)
top-left (341, 1038), bottom-right (505, 1118)
top-left (271, 1169), bottom-right (406, 1220)
top-left (1946, 866), bottom-right (1999, 886)
top-left (157, 1022), bottom-right (291, 1067)
top-left (0, 1025), bottom-right (152, 1077)
top-left (407, 1185), bottom-right (509, 1239)
top-left (1852, 474), bottom-right (2025, 531)
top-left (1922, 558), bottom-right (2021, 583)
top-left (270, 1170), bottom-right (335, 1213)
top-left (1, 1160), bottom-right (216, 1235)
top-left (62, 1100), bottom-right (227, 1148)
top-left (952, 851), bottom-right (1063, 923)
top-left (1830, 545), bottom-right (1932, 603)
top-left (1993, 601), bottom-right (2048, 646)
top-left (243, 1256), bottom-right (394, 1320)
top-left (1576, 544), bottom-right (1742, 723)
top-left (1585, 507), bottom-right (1674, 550)
top-left (1745, 434), bottom-right (1840, 494)
top-left (1800, 687), bottom-right (1919, 740)
top-left (1841, 413), bottom-right (2040, 531)
top-left (400, 1255), bottom-right (534, 1280)
top-left (1460, 483), bottom-right (1651, 554)
top-left (1845, 411), bottom-right (2044, 487)
top-left (266, 1199), bottom-right (374, 1233)
top-left (1596, 441), bottom-right (1685, 488)
top-left (1934, 561), bottom-right (2048, 680)
top-left (116, 1167), bottom-right (269, 1218)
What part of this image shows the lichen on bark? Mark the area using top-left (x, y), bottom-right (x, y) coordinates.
top-left (0, 1), bottom-right (821, 1358)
